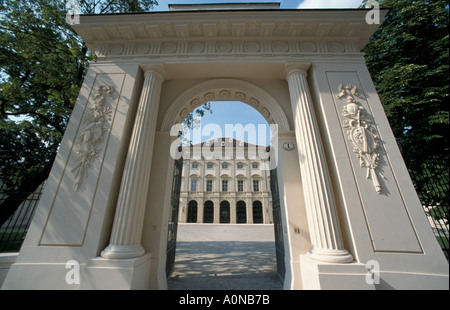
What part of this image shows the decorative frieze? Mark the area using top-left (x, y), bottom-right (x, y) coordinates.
top-left (336, 84), bottom-right (386, 194)
top-left (95, 39), bottom-right (360, 59)
top-left (72, 85), bottom-right (115, 191)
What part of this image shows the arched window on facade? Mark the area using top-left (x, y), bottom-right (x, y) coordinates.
top-left (253, 200), bottom-right (263, 224)
top-left (236, 175), bottom-right (246, 193)
top-left (236, 200), bottom-right (247, 224)
top-left (220, 200), bottom-right (230, 224)
top-left (187, 200), bottom-right (198, 223)
top-left (203, 200), bottom-right (214, 223)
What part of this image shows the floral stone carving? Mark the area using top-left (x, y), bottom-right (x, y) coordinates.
top-left (72, 85), bottom-right (115, 190)
top-left (337, 84), bottom-right (385, 194)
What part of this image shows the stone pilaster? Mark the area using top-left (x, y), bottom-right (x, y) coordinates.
top-left (101, 64), bottom-right (167, 259)
top-left (285, 63), bottom-right (353, 264)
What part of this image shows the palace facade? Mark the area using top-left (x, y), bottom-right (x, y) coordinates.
top-left (178, 138), bottom-right (272, 224)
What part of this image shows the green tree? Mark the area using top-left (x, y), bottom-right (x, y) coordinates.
top-left (362, 0), bottom-right (449, 221)
top-left (0, 0), bottom-right (158, 227)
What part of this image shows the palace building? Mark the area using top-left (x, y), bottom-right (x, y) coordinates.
top-left (178, 138), bottom-right (272, 224)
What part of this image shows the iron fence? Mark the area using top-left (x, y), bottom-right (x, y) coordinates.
top-left (408, 161), bottom-right (449, 261)
top-left (0, 182), bottom-right (44, 252)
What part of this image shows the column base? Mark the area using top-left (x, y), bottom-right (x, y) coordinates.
top-left (101, 244), bottom-right (145, 259)
top-left (308, 247), bottom-right (354, 264)
top-left (300, 254), bottom-right (375, 290)
top-left (81, 252), bottom-right (151, 290)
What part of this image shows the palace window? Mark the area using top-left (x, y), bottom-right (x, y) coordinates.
top-left (187, 200), bottom-right (198, 223)
top-left (220, 200), bottom-right (230, 224)
top-left (236, 200), bottom-right (246, 224)
top-left (253, 200), bottom-right (263, 224)
top-left (253, 179), bottom-right (260, 192)
top-left (237, 180), bottom-right (244, 192)
top-left (190, 179), bottom-right (197, 192)
top-left (203, 201), bottom-right (214, 223)
top-left (206, 179), bottom-right (213, 192)
top-left (222, 179), bottom-right (228, 192)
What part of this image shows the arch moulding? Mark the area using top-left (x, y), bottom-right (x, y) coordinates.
top-left (160, 78), bottom-right (291, 132)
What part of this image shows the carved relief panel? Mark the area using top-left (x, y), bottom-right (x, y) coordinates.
top-left (324, 71), bottom-right (422, 253)
top-left (40, 73), bottom-right (127, 246)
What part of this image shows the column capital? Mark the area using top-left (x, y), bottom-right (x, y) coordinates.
top-left (284, 62), bottom-right (311, 80)
top-left (141, 63), bottom-right (170, 81)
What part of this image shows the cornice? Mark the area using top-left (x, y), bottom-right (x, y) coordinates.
top-left (72, 9), bottom-right (386, 57)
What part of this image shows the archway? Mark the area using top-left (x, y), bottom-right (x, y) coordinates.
top-left (187, 200), bottom-right (198, 223)
top-left (236, 200), bottom-right (247, 224)
top-left (10, 7), bottom-right (442, 292)
top-left (203, 200), bottom-right (214, 223)
top-left (253, 200), bottom-right (263, 224)
top-left (220, 200), bottom-right (230, 224)
top-left (164, 79), bottom-right (291, 289)
top-left (161, 78), bottom-right (290, 132)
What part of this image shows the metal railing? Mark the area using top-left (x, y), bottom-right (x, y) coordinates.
top-left (408, 161), bottom-right (449, 261)
top-left (0, 183), bottom-right (44, 252)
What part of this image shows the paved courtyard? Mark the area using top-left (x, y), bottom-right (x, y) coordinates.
top-left (167, 224), bottom-right (283, 290)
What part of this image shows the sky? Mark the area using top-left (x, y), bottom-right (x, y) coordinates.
top-left (187, 101), bottom-right (273, 146)
top-left (153, 0), bottom-right (365, 11)
top-left (159, 1), bottom-right (366, 145)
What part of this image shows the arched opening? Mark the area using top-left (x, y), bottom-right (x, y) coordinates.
top-left (253, 200), bottom-right (263, 224)
top-left (220, 200), bottom-right (230, 224)
top-left (165, 79), bottom-right (289, 290)
top-left (236, 200), bottom-right (247, 224)
top-left (187, 200), bottom-right (198, 223)
top-left (203, 200), bottom-right (214, 223)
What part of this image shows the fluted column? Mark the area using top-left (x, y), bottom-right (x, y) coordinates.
top-left (101, 64), bottom-right (167, 259)
top-left (285, 63), bottom-right (353, 263)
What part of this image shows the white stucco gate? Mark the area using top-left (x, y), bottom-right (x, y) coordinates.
top-left (2, 4), bottom-right (448, 290)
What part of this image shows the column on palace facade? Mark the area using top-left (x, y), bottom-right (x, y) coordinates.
top-left (179, 197), bottom-right (187, 223)
top-left (196, 197), bottom-right (204, 224)
top-left (229, 196), bottom-right (237, 224)
top-left (101, 64), bottom-right (167, 259)
top-left (246, 197), bottom-right (253, 224)
top-left (285, 63), bottom-right (353, 264)
top-left (263, 197), bottom-right (270, 224)
top-left (213, 197), bottom-right (220, 224)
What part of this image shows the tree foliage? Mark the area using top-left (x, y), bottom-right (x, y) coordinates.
top-left (363, 0), bottom-right (449, 219)
top-left (1, 0), bottom-right (448, 230)
top-left (0, 0), bottom-right (157, 227)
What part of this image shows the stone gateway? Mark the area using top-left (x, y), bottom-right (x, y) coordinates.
top-left (2, 3), bottom-right (448, 290)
